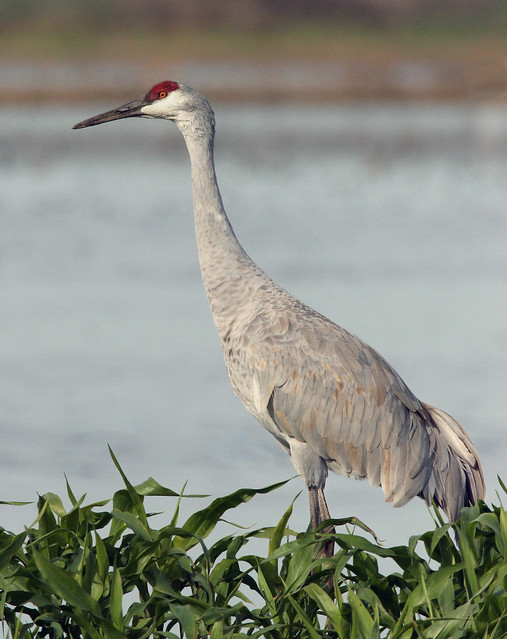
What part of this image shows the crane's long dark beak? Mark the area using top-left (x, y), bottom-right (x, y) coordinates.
top-left (73, 96), bottom-right (147, 129)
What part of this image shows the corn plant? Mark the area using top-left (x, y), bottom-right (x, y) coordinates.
top-left (0, 450), bottom-right (505, 638)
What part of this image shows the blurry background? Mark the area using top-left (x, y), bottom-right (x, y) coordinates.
top-left (0, 1), bottom-right (506, 544)
top-left (1, 0), bottom-right (507, 102)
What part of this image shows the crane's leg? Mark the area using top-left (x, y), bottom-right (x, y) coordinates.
top-left (309, 485), bottom-right (335, 558)
top-left (288, 439), bottom-right (334, 559)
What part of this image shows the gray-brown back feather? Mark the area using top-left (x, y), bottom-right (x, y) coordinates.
top-left (227, 284), bottom-right (484, 522)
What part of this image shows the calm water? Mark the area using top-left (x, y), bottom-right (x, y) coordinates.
top-left (0, 102), bottom-right (506, 543)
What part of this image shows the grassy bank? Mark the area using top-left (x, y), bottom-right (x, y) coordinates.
top-left (0, 449), bottom-right (505, 638)
top-left (1, 18), bottom-right (506, 103)
top-left (1, 21), bottom-right (506, 62)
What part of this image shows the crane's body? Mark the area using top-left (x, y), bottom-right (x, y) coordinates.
top-left (74, 82), bottom-right (485, 540)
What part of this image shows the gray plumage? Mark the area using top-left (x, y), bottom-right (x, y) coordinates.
top-left (74, 81), bottom-right (486, 532)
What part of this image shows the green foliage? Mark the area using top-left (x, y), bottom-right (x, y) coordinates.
top-left (0, 455), bottom-right (505, 638)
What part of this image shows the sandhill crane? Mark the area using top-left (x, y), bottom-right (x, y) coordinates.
top-left (74, 81), bottom-right (485, 551)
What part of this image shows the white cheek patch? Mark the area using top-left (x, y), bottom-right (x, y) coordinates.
top-left (141, 103), bottom-right (163, 118)
top-left (141, 93), bottom-right (182, 120)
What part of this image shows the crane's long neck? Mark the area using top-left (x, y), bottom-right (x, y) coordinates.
top-left (177, 109), bottom-right (260, 335)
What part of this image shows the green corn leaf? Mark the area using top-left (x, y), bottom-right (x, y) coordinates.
top-left (256, 563), bottom-right (276, 616)
top-left (459, 530), bottom-right (479, 594)
top-left (332, 532), bottom-right (398, 557)
top-left (110, 566), bottom-right (123, 630)
top-left (284, 540), bottom-right (315, 594)
top-left (0, 531), bottom-right (26, 570)
top-left (423, 563), bottom-right (463, 601)
top-left (304, 582), bottom-right (342, 631)
top-left (64, 474), bottom-right (77, 506)
top-left (287, 595), bottom-right (322, 639)
top-left (44, 492), bottom-right (67, 518)
top-left (170, 604), bottom-right (196, 639)
top-left (32, 549), bottom-right (102, 617)
top-left (348, 589), bottom-right (376, 639)
top-left (425, 600), bottom-right (475, 639)
top-left (489, 611), bottom-right (507, 639)
top-left (499, 506), bottom-right (507, 554)
top-left (72, 609), bottom-right (125, 639)
top-left (108, 445), bottom-right (150, 531)
top-left (397, 563), bottom-right (463, 620)
top-left (110, 508), bottom-right (153, 541)
top-left (176, 479), bottom-right (291, 550)
top-left (210, 620), bottom-right (224, 639)
top-left (169, 481), bottom-right (189, 528)
top-left (429, 522), bottom-right (454, 554)
top-left (66, 494), bottom-right (87, 518)
top-left (262, 535), bottom-right (317, 561)
top-left (94, 530), bottom-right (108, 583)
top-left (269, 493), bottom-right (299, 555)
top-left (69, 610), bottom-right (105, 639)
top-left (325, 516), bottom-right (382, 544)
top-left (135, 476), bottom-right (208, 498)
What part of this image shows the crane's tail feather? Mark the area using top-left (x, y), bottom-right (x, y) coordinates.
top-left (419, 403), bottom-right (486, 522)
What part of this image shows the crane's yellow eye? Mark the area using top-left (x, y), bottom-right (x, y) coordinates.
top-left (158, 91), bottom-right (168, 99)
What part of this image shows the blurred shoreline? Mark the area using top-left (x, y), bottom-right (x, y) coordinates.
top-left (1, 20), bottom-right (506, 104)
top-left (1, 57), bottom-right (506, 104)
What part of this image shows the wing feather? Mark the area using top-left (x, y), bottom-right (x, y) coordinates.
top-left (241, 301), bottom-right (434, 502)
top-left (232, 288), bottom-right (482, 520)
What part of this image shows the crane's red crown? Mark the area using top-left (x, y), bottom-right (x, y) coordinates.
top-left (145, 81), bottom-right (180, 103)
